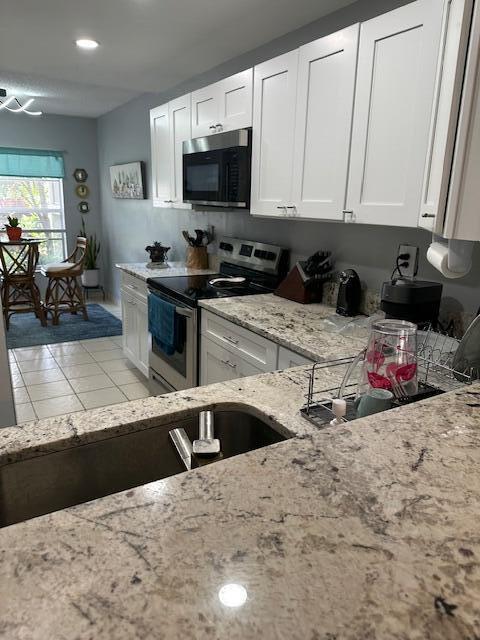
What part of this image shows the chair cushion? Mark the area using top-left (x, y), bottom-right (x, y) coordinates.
top-left (41, 262), bottom-right (72, 274)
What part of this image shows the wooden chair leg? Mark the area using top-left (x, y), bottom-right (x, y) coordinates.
top-left (32, 282), bottom-right (47, 327)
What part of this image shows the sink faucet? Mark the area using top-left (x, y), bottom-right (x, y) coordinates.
top-left (193, 411), bottom-right (220, 456)
top-left (169, 411), bottom-right (220, 470)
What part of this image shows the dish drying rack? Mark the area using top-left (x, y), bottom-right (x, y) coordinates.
top-left (301, 326), bottom-right (475, 428)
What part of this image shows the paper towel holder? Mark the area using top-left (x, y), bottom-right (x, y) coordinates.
top-left (427, 236), bottom-right (474, 279)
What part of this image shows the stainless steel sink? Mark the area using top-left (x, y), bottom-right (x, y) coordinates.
top-left (0, 409), bottom-right (289, 528)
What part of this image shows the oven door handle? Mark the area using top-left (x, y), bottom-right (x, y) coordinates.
top-left (175, 306), bottom-right (194, 318)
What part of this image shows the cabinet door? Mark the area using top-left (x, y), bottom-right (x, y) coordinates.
top-left (121, 290), bottom-right (139, 366)
top-left (419, 0), bottom-right (473, 232)
top-left (292, 25), bottom-right (359, 221)
top-left (150, 103), bottom-right (171, 207)
top-left (200, 337), bottom-right (238, 385)
top-left (191, 85), bottom-right (220, 138)
top-left (277, 346), bottom-right (314, 370)
top-left (136, 298), bottom-right (150, 378)
top-left (346, 0), bottom-right (444, 227)
top-left (168, 94), bottom-right (192, 209)
top-left (218, 69), bottom-right (253, 132)
top-left (250, 50), bottom-right (299, 217)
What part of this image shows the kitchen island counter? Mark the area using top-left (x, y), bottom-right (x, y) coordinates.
top-left (0, 360), bottom-right (479, 639)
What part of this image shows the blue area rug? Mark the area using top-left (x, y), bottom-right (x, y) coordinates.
top-left (6, 304), bottom-right (122, 349)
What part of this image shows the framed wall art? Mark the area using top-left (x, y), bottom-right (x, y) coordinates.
top-left (109, 161), bottom-right (145, 199)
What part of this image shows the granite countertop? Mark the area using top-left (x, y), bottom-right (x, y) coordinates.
top-left (116, 261), bottom-right (216, 281)
top-left (200, 293), bottom-right (368, 361)
top-left (1, 360), bottom-right (479, 639)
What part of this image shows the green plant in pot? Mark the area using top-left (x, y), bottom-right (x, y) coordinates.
top-left (79, 220), bottom-right (101, 287)
top-left (5, 216), bottom-right (22, 241)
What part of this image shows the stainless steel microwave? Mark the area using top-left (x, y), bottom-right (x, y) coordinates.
top-left (182, 128), bottom-right (251, 208)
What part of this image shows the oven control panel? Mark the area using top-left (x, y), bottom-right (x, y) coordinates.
top-left (217, 237), bottom-right (289, 276)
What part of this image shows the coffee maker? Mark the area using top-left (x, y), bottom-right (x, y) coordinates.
top-left (336, 269), bottom-right (361, 316)
top-left (381, 279), bottom-right (443, 327)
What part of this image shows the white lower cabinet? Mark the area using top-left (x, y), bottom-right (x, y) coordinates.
top-left (277, 346), bottom-right (314, 369)
top-left (200, 337), bottom-right (264, 385)
top-left (120, 273), bottom-right (149, 377)
top-left (200, 311), bottom-right (314, 386)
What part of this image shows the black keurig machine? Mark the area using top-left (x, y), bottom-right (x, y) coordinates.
top-left (381, 279), bottom-right (443, 327)
top-left (336, 269), bottom-right (361, 316)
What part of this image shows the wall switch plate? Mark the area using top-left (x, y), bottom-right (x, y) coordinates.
top-left (397, 244), bottom-right (419, 279)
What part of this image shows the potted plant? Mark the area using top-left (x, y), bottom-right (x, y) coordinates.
top-left (5, 216), bottom-right (22, 241)
top-left (79, 220), bottom-right (101, 287)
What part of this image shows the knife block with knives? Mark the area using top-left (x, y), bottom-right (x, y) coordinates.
top-left (275, 251), bottom-right (333, 304)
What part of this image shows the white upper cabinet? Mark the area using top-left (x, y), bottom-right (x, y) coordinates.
top-left (191, 69), bottom-right (253, 138)
top-left (291, 24), bottom-right (359, 220)
top-left (150, 96), bottom-right (192, 209)
top-left (445, 0), bottom-right (480, 241)
top-left (420, 0), bottom-right (480, 241)
top-left (168, 94), bottom-right (192, 209)
top-left (346, 0), bottom-right (444, 227)
top-left (150, 103), bottom-right (171, 207)
top-left (250, 50), bottom-right (299, 217)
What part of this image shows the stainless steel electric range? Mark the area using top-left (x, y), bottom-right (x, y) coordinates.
top-left (147, 237), bottom-right (289, 394)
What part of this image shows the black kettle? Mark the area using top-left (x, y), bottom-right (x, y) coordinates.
top-left (336, 269), bottom-right (361, 317)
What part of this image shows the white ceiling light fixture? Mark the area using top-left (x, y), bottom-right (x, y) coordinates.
top-left (75, 38), bottom-right (99, 50)
top-left (0, 89), bottom-right (42, 116)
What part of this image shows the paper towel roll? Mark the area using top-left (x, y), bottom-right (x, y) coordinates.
top-left (427, 241), bottom-right (470, 278)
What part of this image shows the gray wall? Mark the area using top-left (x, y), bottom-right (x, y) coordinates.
top-left (97, 0), bottom-right (480, 317)
top-left (0, 110), bottom-right (101, 288)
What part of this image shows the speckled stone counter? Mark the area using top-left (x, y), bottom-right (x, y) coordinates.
top-left (116, 261), bottom-right (216, 281)
top-left (200, 293), bottom-right (367, 361)
top-left (0, 362), bottom-right (479, 639)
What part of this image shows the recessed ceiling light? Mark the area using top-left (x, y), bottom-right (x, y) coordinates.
top-left (75, 39), bottom-right (99, 50)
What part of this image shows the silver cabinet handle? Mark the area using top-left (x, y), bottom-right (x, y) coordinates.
top-left (223, 335), bottom-right (239, 346)
top-left (164, 199), bottom-right (174, 203)
top-left (209, 125), bottom-right (217, 131)
top-left (276, 206), bottom-right (287, 213)
top-left (422, 213), bottom-right (435, 218)
top-left (175, 306), bottom-right (194, 318)
top-left (215, 123), bottom-right (223, 132)
top-left (221, 359), bottom-right (237, 369)
top-left (342, 209), bottom-right (355, 223)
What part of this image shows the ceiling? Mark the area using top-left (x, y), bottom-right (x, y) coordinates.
top-left (0, 0), bottom-right (355, 118)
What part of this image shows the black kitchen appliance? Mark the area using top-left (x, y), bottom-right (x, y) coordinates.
top-left (146, 237), bottom-right (289, 394)
top-left (381, 279), bottom-right (443, 327)
top-left (336, 269), bottom-right (361, 316)
top-left (183, 129), bottom-right (251, 208)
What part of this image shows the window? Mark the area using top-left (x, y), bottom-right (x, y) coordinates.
top-left (0, 176), bottom-right (67, 265)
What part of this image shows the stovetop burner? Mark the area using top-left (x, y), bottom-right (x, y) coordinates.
top-left (147, 273), bottom-right (272, 307)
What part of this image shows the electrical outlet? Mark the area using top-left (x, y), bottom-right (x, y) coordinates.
top-left (397, 244), bottom-right (419, 279)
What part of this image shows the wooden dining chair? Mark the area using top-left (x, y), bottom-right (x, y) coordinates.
top-left (41, 237), bottom-right (88, 325)
top-left (0, 240), bottom-right (47, 330)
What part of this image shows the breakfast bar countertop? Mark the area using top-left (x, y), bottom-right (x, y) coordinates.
top-left (0, 358), bottom-right (479, 639)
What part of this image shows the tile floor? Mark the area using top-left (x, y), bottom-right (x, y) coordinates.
top-left (10, 335), bottom-right (153, 423)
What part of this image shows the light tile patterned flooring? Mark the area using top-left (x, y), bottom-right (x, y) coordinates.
top-left (10, 335), bottom-right (152, 423)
